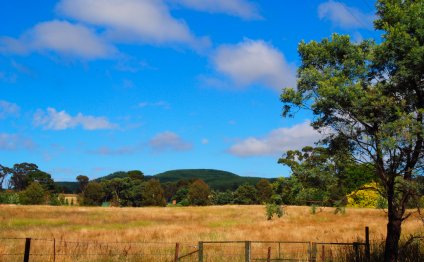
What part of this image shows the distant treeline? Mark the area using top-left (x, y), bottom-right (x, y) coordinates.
top-left (1, 162), bottom-right (423, 208)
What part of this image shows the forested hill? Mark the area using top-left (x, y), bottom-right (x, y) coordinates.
top-left (155, 169), bottom-right (270, 191)
top-left (56, 169), bottom-right (273, 193)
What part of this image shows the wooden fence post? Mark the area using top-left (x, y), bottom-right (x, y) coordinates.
top-left (174, 242), bottom-right (180, 262)
top-left (53, 238), bottom-right (56, 262)
top-left (365, 226), bottom-right (370, 262)
top-left (321, 245), bottom-right (325, 262)
top-left (245, 241), bottom-right (251, 262)
top-left (353, 242), bottom-right (360, 262)
top-left (198, 241), bottom-right (203, 262)
top-left (278, 242), bottom-right (281, 260)
top-left (23, 238), bottom-right (31, 262)
top-left (310, 242), bottom-right (317, 262)
top-left (267, 247), bottom-right (271, 262)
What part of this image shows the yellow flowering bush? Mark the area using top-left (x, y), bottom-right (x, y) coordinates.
top-left (346, 182), bottom-right (381, 208)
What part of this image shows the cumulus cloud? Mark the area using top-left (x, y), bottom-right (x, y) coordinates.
top-left (318, 1), bottom-right (374, 29)
top-left (57, 0), bottom-right (209, 49)
top-left (210, 39), bottom-right (296, 91)
top-left (0, 100), bottom-right (20, 119)
top-left (0, 20), bottom-right (115, 59)
top-left (149, 131), bottom-right (192, 152)
top-left (172, 0), bottom-right (261, 20)
top-left (0, 133), bottom-right (35, 151)
top-left (228, 121), bottom-right (321, 157)
top-left (33, 108), bottom-right (117, 130)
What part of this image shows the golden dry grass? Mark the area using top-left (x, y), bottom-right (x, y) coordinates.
top-left (0, 205), bottom-right (422, 243)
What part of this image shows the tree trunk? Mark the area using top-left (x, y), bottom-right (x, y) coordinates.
top-left (384, 182), bottom-right (403, 262)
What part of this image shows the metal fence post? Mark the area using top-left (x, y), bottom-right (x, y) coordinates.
top-left (267, 246), bottom-right (271, 262)
top-left (245, 241), bottom-right (251, 262)
top-left (198, 241), bottom-right (203, 262)
top-left (365, 227), bottom-right (370, 262)
top-left (23, 238), bottom-right (31, 262)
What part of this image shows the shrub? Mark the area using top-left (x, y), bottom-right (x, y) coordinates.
top-left (0, 191), bottom-right (20, 204)
top-left (19, 182), bottom-right (46, 205)
top-left (265, 203), bottom-right (283, 220)
top-left (346, 182), bottom-right (380, 208)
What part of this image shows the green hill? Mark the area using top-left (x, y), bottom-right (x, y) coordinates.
top-left (55, 169), bottom-right (273, 193)
top-left (155, 169), bottom-right (268, 191)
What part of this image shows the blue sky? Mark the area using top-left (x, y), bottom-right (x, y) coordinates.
top-left (0, 0), bottom-right (380, 181)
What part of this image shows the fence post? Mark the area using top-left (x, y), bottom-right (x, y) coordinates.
top-left (353, 242), bottom-right (360, 262)
top-left (53, 238), bottom-right (56, 262)
top-left (365, 226), bottom-right (370, 262)
top-left (174, 242), bottom-right (180, 262)
top-left (321, 245), bottom-right (325, 262)
top-left (245, 241), bottom-right (251, 262)
top-left (267, 246), bottom-right (271, 262)
top-left (310, 242), bottom-right (317, 262)
top-left (23, 238), bottom-right (31, 262)
top-left (278, 242), bottom-right (281, 260)
top-left (198, 241), bottom-right (203, 262)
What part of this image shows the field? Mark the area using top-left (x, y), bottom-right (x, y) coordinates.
top-left (0, 205), bottom-right (422, 261)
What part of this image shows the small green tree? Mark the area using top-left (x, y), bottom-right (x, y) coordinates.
top-left (188, 179), bottom-right (210, 206)
top-left (142, 179), bottom-right (166, 206)
top-left (234, 183), bottom-right (257, 205)
top-left (82, 182), bottom-right (104, 206)
top-left (256, 179), bottom-right (273, 204)
top-left (19, 182), bottom-right (46, 205)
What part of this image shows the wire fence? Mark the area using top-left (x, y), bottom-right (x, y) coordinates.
top-left (4, 227), bottom-right (411, 262)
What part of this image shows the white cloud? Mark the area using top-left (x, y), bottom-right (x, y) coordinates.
top-left (149, 131), bottom-right (192, 152)
top-left (0, 100), bottom-right (20, 119)
top-left (57, 0), bottom-right (209, 49)
top-left (0, 20), bottom-right (115, 59)
top-left (33, 108), bottom-right (117, 130)
top-left (211, 39), bottom-right (296, 91)
top-left (318, 1), bottom-right (374, 29)
top-left (172, 0), bottom-right (261, 20)
top-left (228, 121), bottom-right (321, 157)
top-left (0, 133), bottom-right (35, 151)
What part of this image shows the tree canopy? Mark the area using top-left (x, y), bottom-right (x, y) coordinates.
top-left (280, 1), bottom-right (423, 260)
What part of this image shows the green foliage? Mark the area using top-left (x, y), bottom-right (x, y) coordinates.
top-left (211, 190), bottom-right (234, 205)
top-left (256, 179), bottom-right (273, 204)
top-left (265, 203), bottom-right (283, 220)
top-left (155, 169), bottom-right (270, 191)
top-left (141, 179), bottom-right (166, 206)
top-left (310, 205), bottom-right (317, 214)
top-left (0, 191), bottom-right (20, 204)
top-left (280, 1), bottom-right (424, 258)
top-left (49, 194), bottom-right (63, 206)
top-left (76, 175), bottom-right (89, 193)
top-left (233, 183), bottom-right (257, 205)
top-left (19, 182), bottom-right (46, 205)
top-left (82, 182), bottom-right (104, 206)
top-left (188, 179), bottom-right (210, 206)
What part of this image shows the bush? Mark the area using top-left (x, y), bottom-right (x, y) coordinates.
top-left (0, 191), bottom-right (20, 204)
top-left (19, 182), bottom-right (47, 205)
top-left (346, 182), bottom-right (381, 208)
top-left (265, 203), bottom-right (283, 220)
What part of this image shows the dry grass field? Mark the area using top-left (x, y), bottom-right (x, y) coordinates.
top-left (0, 205), bottom-right (422, 261)
top-left (1, 205), bottom-right (422, 242)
